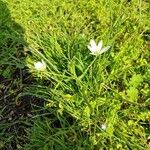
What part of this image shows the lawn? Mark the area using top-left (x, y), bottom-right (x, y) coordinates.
top-left (0, 0), bottom-right (150, 149)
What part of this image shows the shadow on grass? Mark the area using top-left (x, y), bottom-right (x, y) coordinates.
top-left (0, 1), bottom-right (58, 149)
top-left (0, 1), bottom-right (34, 149)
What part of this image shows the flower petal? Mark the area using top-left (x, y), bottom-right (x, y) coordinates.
top-left (89, 39), bottom-right (97, 52)
top-left (100, 46), bottom-right (110, 54)
top-left (101, 124), bottom-right (107, 131)
top-left (98, 40), bottom-right (103, 51)
top-left (34, 60), bottom-right (46, 71)
top-left (90, 39), bottom-right (97, 47)
top-left (87, 45), bottom-right (93, 52)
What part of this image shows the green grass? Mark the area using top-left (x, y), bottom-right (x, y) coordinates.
top-left (0, 0), bottom-right (150, 149)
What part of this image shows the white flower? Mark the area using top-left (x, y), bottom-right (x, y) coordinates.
top-left (101, 124), bottom-right (107, 131)
top-left (88, 39), bottom-right (110, 56)
top-left (34, 60), bottom-right (46, 71)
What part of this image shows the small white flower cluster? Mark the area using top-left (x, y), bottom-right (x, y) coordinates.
top-left (101, 124), bottom-right (107, 131)
top-left (34, 39), bottom-right (110, 71)
top-left (34, 60), bottom-right (46, 71)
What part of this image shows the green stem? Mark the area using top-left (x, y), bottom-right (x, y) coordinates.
top-left (79, 56), bottom-right (97, 80)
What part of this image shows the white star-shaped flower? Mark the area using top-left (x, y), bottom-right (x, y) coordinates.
top-left (34, 60), bottom-right (46, 71)
top-left (88, 39), bottom-right (110, 56)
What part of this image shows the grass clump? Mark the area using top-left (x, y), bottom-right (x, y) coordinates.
top-left (1, 0), bottom-right (150, 149)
